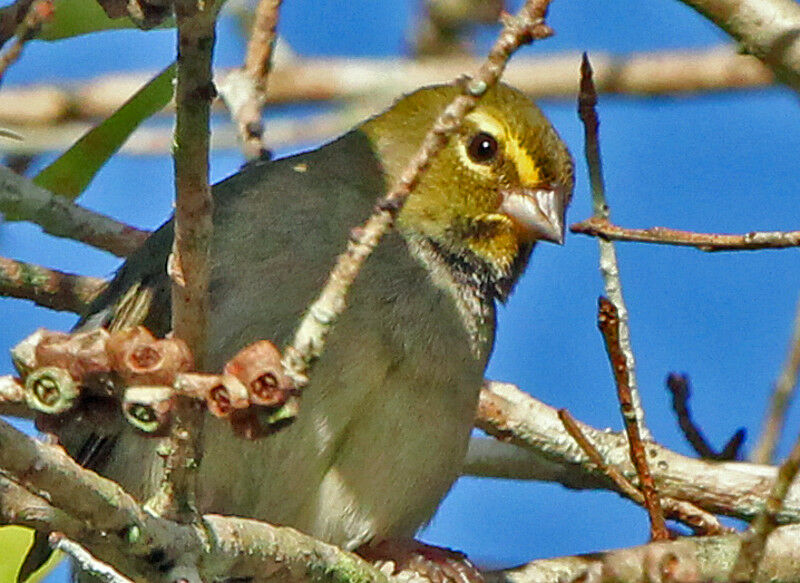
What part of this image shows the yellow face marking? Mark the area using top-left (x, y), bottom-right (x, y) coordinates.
top-left (462, 110), bottom-right (542, 186)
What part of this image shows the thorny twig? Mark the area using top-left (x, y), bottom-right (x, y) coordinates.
top-left (751, 295), bottom-right (800, 464)
top-left (558, 408), bottom-right (728, 535)
top-left (281, 0), bottom-right (555, 392)
top-left (666, 373), bottom-right (746, 461)
top-left (577, 53), bottom-right (650, 440)
top-left (571, 216), bottom-right (800, 251)
top-left (597, 297), bottom-right (669, 541)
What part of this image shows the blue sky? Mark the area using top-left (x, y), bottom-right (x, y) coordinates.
top-left (1, 0), bottom-right (799, 576)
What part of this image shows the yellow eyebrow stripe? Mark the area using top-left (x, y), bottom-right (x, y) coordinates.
top-left (506, 135), bottom-right (541, 185)
top-left (466, 110), bottom-right (542, 186)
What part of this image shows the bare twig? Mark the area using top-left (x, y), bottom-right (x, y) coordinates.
top-left (558, 408), bottom-right (727, 535)
top-left (577, 53), bottom-right (650, 440)
top-left (0, 48), bottom-right (773, 127)
top-left (218, 0), bottom-right (281, 159)
top-left (732, 432), bottom-right (800, 581)
top-left (0, 256), bottom-right (107, 313)
top-left (666, 373), bottom-right (746, 461)
top-left (571, 216), bottom-right (800, 252)
top-left (676, 0), bottom-right (800, 92)
top-left (475, 382), bottom-right (800, 523)
top-left (50, 534), bottom-right (134, 583)
top-left (282, 0), bottom-right (555, 391)
top-left (0, 0), bottom-right (35, 47)
top-left (752, 295), bottom-right (800, 464)
top-left (0, 0), bottom-right (51, 84)
top-left (162, 0), bottom-right (218, 523)
top-left (0, 165), bottom-right (150, 256)
top-left (597, 297), bottom-right (668, 541)
top-left (485, 524), bottom-right (800, 583)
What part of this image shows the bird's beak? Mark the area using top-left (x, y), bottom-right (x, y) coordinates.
top-left (498, 184), bottom-right (569, 245)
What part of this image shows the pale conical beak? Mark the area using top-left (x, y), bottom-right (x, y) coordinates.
top-left (498, 184), bottom-right (569, 245)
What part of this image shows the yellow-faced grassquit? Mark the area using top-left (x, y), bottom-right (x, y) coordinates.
top-left (47, 81), bottom-right (573, 576)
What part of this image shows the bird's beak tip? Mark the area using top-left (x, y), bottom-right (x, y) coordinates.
top-left (499, 184), bottom-right (568, 246)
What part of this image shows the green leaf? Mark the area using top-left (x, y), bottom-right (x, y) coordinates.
top-left (38, 0), bottom-right (135, 40)
top-left (37, 0), bottom-right (175, 40)
top-left (0, 526), bottom-right (62, 583)
top-left (33, 63), bottom-right (175, 200)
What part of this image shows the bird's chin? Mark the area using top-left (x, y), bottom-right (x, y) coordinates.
top-left (493, 239), bottom-right (535, 303)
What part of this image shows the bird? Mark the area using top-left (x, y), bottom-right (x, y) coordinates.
top-left (44, 82), bottom-right (574, 579)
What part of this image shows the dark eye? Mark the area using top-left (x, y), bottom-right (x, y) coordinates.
top-left (467, 132), bottom-right (499, 164)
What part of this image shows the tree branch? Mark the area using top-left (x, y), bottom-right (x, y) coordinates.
top-left (571, 216), bottom-right (800, 252)
top-left (675, 0), bottom-right (800, 92)
top-left (0, 256), bottom-right (107, 314)
top-left (0, 165), bottom-right (150, 257)
top-left (0, 48), bottom-right (774, 127)
top-left (473, 381), bottom-right (800, 523)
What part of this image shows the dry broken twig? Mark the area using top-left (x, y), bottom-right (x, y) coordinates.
top-left (597, 297), bottom-right (668, 541)
top-left (558, 408), bottom-right (728, 535)
top-left (666, 373), bottom-right (745, 461)
top-left (571, 216), bottom-right (800, 252)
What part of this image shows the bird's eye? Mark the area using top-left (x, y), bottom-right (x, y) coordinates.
top-left (466, 132), bottom-right (499, 164)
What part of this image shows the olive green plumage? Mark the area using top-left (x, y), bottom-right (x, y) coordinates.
top-left (58, 82), bottom-right (573, 554)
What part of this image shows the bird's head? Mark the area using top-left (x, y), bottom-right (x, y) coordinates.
top-left (361, 82), bottom-right (574, 301)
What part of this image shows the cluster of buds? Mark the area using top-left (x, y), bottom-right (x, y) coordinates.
top-left (11, 327), bottom-right (297, 438)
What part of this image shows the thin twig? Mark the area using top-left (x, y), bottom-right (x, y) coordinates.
top-left (162, 0), bottom-right (219, 524)
top-left (731, 431), bottom-right (800, 581)
top-left (218, 0), bottom-right (281, 159)
top-left (558, 408), bottom-right (728, 535)
top-left (50, 534), bottom-right (134, 583)
top-left (666, 373), bottom-right (746, 461)
top-left (282, 0), bottom-right (555, 391)
top-left (571, 216), bottom-right (800, 251)
top-left (577, 53), bottom-right (650, 440)
top-left (597, 297), bottom-right (669, 541)
top-left (752, 295), bottom-right (800, 464)
top-left (0, 165), bottom-right (150, 256)
top-left (0, 256), bottom-right (107, 314)
top-left (0, 0), bottom-right (51, 84)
